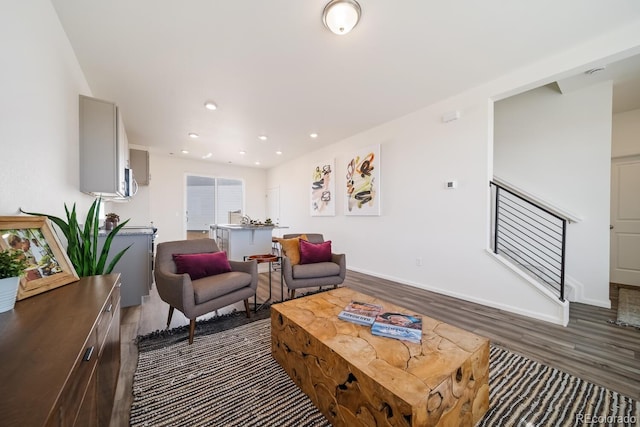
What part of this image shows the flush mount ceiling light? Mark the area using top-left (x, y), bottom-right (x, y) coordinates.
top-left (188, 132), bottom-right (199, 139)
top-left (258, 135), bottom-right (268, 141)
top-left (322, 0), bottom-right (361, 35)
top-left (309, 133), bottom-right (319, 139)
top-left (204, 101), bottom-right (217, 110)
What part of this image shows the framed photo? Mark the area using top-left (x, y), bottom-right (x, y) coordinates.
top-left (345, 144), bottom-right (381, 216)
top-left (310, 159), bottom-right (336, 216)
top-left (0, 216), bottom-right (79, 300)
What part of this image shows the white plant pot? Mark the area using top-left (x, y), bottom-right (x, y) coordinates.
top-left (0, 276), bottom-right (20, 313)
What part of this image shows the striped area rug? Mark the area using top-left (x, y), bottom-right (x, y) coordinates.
top-left (130, 318), bottom-right (639, 427)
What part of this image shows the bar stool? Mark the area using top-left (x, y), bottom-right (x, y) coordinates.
top-left (244, 253), bottom-right (283, 309)
top-left (271, 237), bottom-right (282, 271)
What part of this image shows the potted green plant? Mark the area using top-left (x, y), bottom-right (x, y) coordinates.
top-left (0, 249), bottom-right (29, 312)
top-left (21, 197), bottom-right (131, 277)
top-left (105, 212), bottom-right (119, 230)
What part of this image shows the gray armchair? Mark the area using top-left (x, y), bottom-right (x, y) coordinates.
top-left (154, 238), bottom-right (258, 344)
top-left (281, 233), bottom-right (346, 299)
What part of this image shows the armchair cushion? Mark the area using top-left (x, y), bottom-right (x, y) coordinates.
top-left (299, 239), bottom-right (332, 264)
top-left (192, 271), bottom-right (253, 304)
top-left (277, 234), bottom-right (308, 265)
top-left (172, 251), bottom-right (232, 280)
top-left (292, 262), bottom-right (341, 279)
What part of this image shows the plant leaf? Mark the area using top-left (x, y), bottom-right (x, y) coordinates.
top-left (104, 244), bottom-right (132, 274)
top-left (96, 218), bottom-right (130, 274)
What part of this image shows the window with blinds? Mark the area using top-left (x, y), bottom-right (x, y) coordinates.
top-left (186, 176), bottom-right (244, 231)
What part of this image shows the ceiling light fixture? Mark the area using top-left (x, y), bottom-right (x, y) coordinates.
top-left (239, 150), bottom-right (246, 155)
top-left (322, 0), bottom-right (361, 35)
top-left (255, 161), bottom-right (261, 166)
top-left (188, 132), bottom-right (199, 139)
top-left (204, 101), bottom-right (217, 110)
top-left (181, 149), bottom-right (189, 154)
top-left (310, 133), bottom-right (319, 139)
top-left (276, 151), bottom-right (283, 155)
top-left (258, 135), bottom-right (268, 141)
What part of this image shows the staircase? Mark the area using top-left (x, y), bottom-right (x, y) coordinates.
top-left (490, 180), bottom-right (571, 301)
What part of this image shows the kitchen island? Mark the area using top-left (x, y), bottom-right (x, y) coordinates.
top-left (211, 224), bottom-right (277, 261)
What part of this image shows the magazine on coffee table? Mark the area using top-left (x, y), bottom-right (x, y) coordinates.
top-left (371, 312), bottom-right (422, 343)
top-left (338, 301), bottom-right (384, 326)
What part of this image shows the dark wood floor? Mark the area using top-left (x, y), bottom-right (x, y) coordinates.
top-left (110, 270), bottom-right (640, 426)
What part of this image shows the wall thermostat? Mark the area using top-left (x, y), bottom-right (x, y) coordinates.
top-left (446, 181), bottom-right (457, 189)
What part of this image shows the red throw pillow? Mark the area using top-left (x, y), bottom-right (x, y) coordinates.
top-left (172, 251), bottom-right (232, 280)
top-left (299, 239), bottom-right (332, 264)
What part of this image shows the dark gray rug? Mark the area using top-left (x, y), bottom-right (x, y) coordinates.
top-left (131, 316), bottom-right (639, 427)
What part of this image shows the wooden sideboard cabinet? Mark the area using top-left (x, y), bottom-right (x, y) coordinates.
top-left (0, 274), bottom-right (121, 427)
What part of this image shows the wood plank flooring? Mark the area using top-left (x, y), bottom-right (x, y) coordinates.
top-left (109, 270), bottom-right (640, 426)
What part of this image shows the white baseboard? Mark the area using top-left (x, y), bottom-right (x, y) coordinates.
top-left (348, 265), bottom-right (569, 326)
top-left (565, 276), bottom-right (611, 309)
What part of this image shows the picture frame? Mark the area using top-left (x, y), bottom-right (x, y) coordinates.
top-left (0, 216), bottom-right (79, 300)
top-left (345, 144), bottom-right (381, 216)
top-left (310, 159), bottom-right (336, 216)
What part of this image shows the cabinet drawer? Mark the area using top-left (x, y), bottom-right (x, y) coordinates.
top-left (48, 332), bottom-right (99, 426)
top-left (96, 285), bottom-right (120, 349)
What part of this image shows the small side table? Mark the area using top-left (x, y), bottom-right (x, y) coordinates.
top-left (245, 254), bottom-right (283, 310)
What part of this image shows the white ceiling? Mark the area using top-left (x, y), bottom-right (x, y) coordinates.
top-left (50, 0), bottom-right (640, 169)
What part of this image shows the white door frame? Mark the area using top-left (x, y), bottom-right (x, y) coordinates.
top-left (610, 155), bottom-right (640, 286)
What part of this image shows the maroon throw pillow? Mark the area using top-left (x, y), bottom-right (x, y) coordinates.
top-left (299, 239), bottom-right (332, 264)
top-left (172, 251), bottom-right (232, 280)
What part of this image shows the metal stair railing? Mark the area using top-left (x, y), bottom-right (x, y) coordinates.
top-left (490, 181), bottom-right (567, 301)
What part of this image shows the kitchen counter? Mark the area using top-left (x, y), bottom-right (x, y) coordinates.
top-left (210, 224), bottom-right (281, 261)
top-left (98, 225), bottom-right (155, 236)
top-left (214, 224), bottom-right (276, 230)
top-left (98, 226), bottom-right (155, 306)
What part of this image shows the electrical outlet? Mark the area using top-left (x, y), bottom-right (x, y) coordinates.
top-left (416, 257), bottom-right (423, 266)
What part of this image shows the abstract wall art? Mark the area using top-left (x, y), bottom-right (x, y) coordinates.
top-left (345, 144), bottom-right (380, 216)
top-left (310, 159), bottom-right (335, 216)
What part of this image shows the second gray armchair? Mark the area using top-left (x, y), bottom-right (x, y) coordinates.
top-left (280, 233), bottom-right (346, 299)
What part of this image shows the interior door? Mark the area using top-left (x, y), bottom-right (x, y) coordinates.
top-left (610, 156), bottom-right (640, 286)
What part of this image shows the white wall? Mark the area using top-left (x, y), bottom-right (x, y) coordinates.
top-left (612, 108), bottom-right (640, 157)
top-left (267, 21), bottom-right (640, 324)
top-left (494, 82), bottom-right (613, 307)
top-left (268, 91), bottom-right (569, 324)
top-left (137, 153), bottom-right (268, 243)
top-left (0, 0), bottom-right (95, 218)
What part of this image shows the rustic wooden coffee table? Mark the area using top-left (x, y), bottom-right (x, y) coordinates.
top-left (271, 287), bottom-right (489, 426)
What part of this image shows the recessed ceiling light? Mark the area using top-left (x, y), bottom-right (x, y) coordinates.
top-left (239, 150), bottom-right (246, 155)
top-left (202, 153), bottom-right (212, 159)
top-left (255, 161), bottom-right (261, 165)
top-left (258, 135), bottom-right (268, 141)
top-left (181, 149), bottom-right (189, 154)
top-left (276, 151), bottom-right (283, 155)
top-left (310, 133), bottom-right (319, 138)
top-left (204, 101), bottom-right (217, 110)
top-left (188, 133), bottom-right (199, 139)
